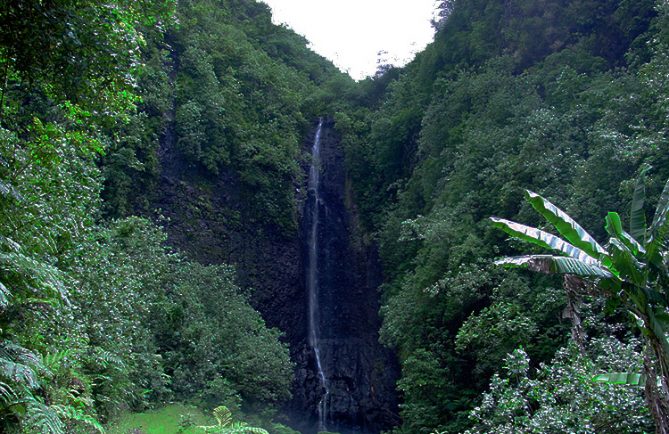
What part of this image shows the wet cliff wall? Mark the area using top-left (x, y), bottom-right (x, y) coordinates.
top-left (153, 117), bottom-right (399, 433)
top-left (290, 119), bottom-right (399, 434)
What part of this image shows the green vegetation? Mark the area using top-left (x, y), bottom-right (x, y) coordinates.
top-left (491, 182), bottom-right (669, 430)
top-left (0, 0), bottom-right (320, 431)
top-left (109, 404), bottom-right (297, 434)
top-left (101, 0), bottom-right (352, 231)
top-left (197, 405), bottom-right (268, 433)
top-left (2, 0), bottom-right (669, 432)
top-left (339, 0), bottom-right (669, 432)
top-left (108, 404), bottom-right (212, 434)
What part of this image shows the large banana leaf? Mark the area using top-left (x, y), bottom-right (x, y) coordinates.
top-left (495, 255), bottom-right (614, 279)
top-left (605, 212), bottom-right (645, 255)
top-left (608, 238), bottom-right (645, 286)
top-left (525, 190), bottom-right (607, 258)
top-left (495, 255), bottom-right (613, 278)
top-left (650, 177), bottom-right (669, 237)
top-left (647, 178), bottom-right (669, 266)
top-left (647, 309), bottom-right (669, 362)
top-left (490, 217), bottom-right (601, 266)
top-left (630, 167), bottom-right (649, 243)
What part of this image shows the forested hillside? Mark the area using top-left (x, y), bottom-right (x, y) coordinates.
top-left (2, 0), bottom-right (669, 433)
top-left (338, 0), bottom-right (669, 432)
top-left (0, 0), bottom-right (351, 432)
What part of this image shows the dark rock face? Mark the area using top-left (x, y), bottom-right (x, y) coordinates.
top-left (153, 116), bottom-right (399, 433)
top-left (153, 106), bottom-right (307, 345)
top-left (289, 119), bottom-right (400, 434)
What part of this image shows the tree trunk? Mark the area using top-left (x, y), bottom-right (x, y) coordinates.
top-left (644, 332), bottom-right (669, 433)
top-left (563, 275), bottom-right (586, 355)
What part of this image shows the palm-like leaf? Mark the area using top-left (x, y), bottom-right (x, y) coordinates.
top-left (495, 255), bottom-right (613, 278)
top-left (0, 359), bottom-right (39, 390)
top-left (52, 405), bottom-right (104, 433)
top-left (525, 190), bottom-right (607, 258)
top-left (592, 372), bottom-right (645, 386)
top-left (647, 178), bottom-right (669, 265)
top-left (0, 343), bottom-right (42, 390)
top-left (608, 238), bottom-right (646, 287)
top-left (0, 252), bottom-right (70, 305)
top-left (490, 217), bottom-right (601, 266)
top-left (221, 423), bottom-right (270, 434)
top-left (630, 167), bottom-right (649, 242)
top-left (0, 381), bottom-right (16, 404)
top-left (0, 235), bottom-right (21, 252)
top-left (605, 212), bottom-right (645, 255)
top-left (0, 179), bottom-right (22, 201)
top-left (199, 406), bottom-right (268, 434)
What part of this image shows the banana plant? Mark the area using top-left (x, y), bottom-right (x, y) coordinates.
top-left (490, 172), bottom-right (669, 433)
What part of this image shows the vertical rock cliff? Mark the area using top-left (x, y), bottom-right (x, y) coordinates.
top-left (290, 119), bottom-right (399, 434)
top-left (153, 116), bottom-right (399, 433)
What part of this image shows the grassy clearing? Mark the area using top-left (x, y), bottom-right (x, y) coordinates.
top-left (107, 403), bottom-right (213, 434)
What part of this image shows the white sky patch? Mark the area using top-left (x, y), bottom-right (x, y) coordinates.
top-left (260, 0), bottom-right (438, 80)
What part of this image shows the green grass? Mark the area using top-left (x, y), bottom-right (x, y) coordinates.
top-left (107, 403), bottom-right (213, 434)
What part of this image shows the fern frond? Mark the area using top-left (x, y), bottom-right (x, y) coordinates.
top-left (43, 350), bottom-right (72, 372)
top-left (23, 399), bottom-right (65, 434)
top-left (222, 423), bottom-right (269, 434)
top-left (0, 342), bottom-right (44, 389)
top-left (52, 404), bottom-right (104, 433)
top-left (0, 280), bottom-right (11, 309)
top-left (0, 380), bottom-right (17, 404)
top-left (213, 405), bottom-right (233, 427)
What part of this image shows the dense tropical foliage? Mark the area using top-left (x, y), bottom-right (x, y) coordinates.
top-left (0, 0), bottom-right (337, 431)
top-left (2, 0), bottom-right (669, 432)
top-left (491, 181), bottom-right (669, 431)
top-left (337, 0), bottom-right (669, 432)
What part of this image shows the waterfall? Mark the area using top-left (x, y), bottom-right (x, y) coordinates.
top-left (307, 118), bottom-right (330, 432)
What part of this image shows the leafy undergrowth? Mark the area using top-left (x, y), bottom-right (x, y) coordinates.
top-left (107, 404), bottom-right (213, 434)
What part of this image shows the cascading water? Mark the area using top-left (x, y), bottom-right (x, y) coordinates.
top-left (307, 118), bottom-right (330, 432)
top-left (294, 118), bottom-right (398, 434)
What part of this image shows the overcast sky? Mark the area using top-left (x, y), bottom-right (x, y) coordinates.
top-left (260, 0), bottom-right (438, 80)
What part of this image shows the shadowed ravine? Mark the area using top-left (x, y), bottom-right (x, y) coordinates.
top-left (292, 119), bottom-right (400, 434)
top-left (153, 114), bottom-right (400, 434)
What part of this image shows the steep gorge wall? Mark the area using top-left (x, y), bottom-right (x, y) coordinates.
top-left (153, 117), bottom-right (399, 433)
